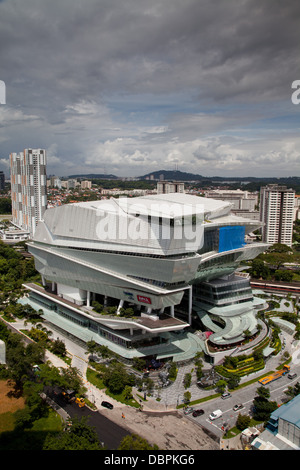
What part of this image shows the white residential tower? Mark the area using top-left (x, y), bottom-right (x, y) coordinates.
top-left (259, 184), bottom-right (295, 247)
top-left (10, 148), bottom-right (47, 237)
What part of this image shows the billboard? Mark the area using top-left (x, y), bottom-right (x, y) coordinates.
top-left (137, 295), bottom-right (152, 304)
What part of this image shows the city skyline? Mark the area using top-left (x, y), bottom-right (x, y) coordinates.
top-left (0, 1), bottom-right (300, 179)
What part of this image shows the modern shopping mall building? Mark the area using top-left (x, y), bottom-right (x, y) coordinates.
top-left (24, 193), bottom-right (269, 363)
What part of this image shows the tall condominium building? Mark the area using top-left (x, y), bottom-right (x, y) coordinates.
top-left (157, 181), bottom-right (185, 194)
top-left (81, 180), bottom-right (92, 189)
top-left (10, 149), bottom-right (47, 237)
top-left (259, 184), bottom-right (295, 247)
top-left (0, 171), bottom-right (5, 191)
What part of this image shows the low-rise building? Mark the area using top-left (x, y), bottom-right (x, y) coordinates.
top-left (252, 394), bottom-right (300, 450)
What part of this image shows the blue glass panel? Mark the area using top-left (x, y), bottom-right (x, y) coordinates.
top-left (218, 226), bottom-right (245, 253)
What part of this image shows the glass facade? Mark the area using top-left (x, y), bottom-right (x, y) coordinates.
top-left (193, 276), bottom-right (253, 307)
top-left (198, 225), bottom-right (246, 256)
top-left (218, 226), bottom-right (245, 253)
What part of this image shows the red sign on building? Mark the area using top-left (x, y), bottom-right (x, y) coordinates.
top-left (137, 295), bottom-right (152, 304)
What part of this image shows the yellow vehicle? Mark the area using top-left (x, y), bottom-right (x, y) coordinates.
top-left (75, 397), bottom-right (85, 407)
top-left (258, 365), bottom-right (290, 386)
top-left (62, 389), bottom-right (76, 402)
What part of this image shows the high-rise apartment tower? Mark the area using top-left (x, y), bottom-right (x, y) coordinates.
top-left (157, 181), bottom-right (185, 194)
top-left (10, 149), bottom-right (47, 237)
top-left (259, 184), bottom-right (295, 247)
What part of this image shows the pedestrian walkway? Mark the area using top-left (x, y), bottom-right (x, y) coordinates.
top-left (220, 434), bottom-right (243, 450)
top-left (71, 354), bottom-right (88, 376)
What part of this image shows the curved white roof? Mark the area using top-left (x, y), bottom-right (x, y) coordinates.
top-left (75, 192), bottom-right (232, 218)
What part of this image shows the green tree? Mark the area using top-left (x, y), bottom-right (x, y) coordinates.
top-left (86, 340), bottom-right (98, 356)
top-left (295, 323), bottom-right (300, 340)
top-left (98, 345), bottom-right (111, 359)
top-left (267, 243), bottom-right (292, 253)
top-left (194, 352), bottom-right (203, 380)
top-left (227, 374), bottom-right (241, 390)
top-left (6, 334), bottom-right (34, 390)
top-left (250, 259), bottom-right (270, 279)
top-left (103, 362), bottom-right (134, 394)
top-left (183, 372), bottom-right (191, 389)
top-left (43, 416), bottom-right (103, 450)
top-left (183, 390), bottom-right (191, 404)
top-left (122, 385), bottom-right (133, 401)
top-left (118, 433), bottom-right (159, 450)
top-left (253, 386), bottom-right (277, 422)
top-left (59, 367), bottom-right (84, 395)
top-left (132, 357), bottom-right (146, 371)
top-left (284, 381), bottom-right (300, 399)
top-left (256, 386), bottom-right (271, 400)
top-left (243, 329), bottom-right (252, 340)
top-left (51, 338), bottom-right (67, 357)
top-left (236, 413), bottom-right (251, 431)
top-left (38, 363), bottom-right (63, 387)
top-left (215, 379), bottom-right (227, 393)
top-left (91, 301), bottom-right (103, 313)
top-left (119, 307), bottom-right (134, 318)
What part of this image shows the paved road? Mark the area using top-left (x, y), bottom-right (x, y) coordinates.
top-left (184, 364), bottom-right (300, 438)
top-left (47, 390), bottom-right (130, 450)
top-left (66, 405), bottom-right (130, 450)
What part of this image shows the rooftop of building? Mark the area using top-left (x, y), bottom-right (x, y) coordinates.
top-left (270, 393), bottom-right (300, 428)
top-left (73, 192), bottom-right (233, 219)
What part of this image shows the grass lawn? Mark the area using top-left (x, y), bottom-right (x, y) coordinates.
top-left (30, 409), bottom-right (63, 433)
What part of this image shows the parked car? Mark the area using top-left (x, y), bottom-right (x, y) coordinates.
top-left (233, 403), bottom-right (244, 411)
top-left (183, 407), bottom-right (194, 415)
top-left (221, 392), bottom-right (231, 399)
top-left (192, 409), bottom-right (204, 417)
top-left (101, 400), bottom-right (113, 409)
top-left (288, 373), bottom-right (297, 379)
top-left (209, 409), bottom-right (222, 420)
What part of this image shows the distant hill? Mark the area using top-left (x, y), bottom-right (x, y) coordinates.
top-left (140, 170), bottom-right (204, 181)
top-left (140, 169), bottom-right (263, 181)
top-left (140, 170), bottom-right (300, 184)
top-left (68, 174), bottom-right (118, 179)
top-left (66, 170), bottom-right (300, 191)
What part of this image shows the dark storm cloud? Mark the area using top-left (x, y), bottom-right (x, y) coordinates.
top-left (0, 0), bottom-right (299, 176)
top-left (1, 0), bottom-right (299, 102)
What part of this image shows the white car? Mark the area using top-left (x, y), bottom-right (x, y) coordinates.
top-left (221, 392), bottom-right (231, 399)
top-left (209, 409), bottom-right (222, 420)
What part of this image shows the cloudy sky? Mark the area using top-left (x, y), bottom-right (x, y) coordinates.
top-left (0, 0), bottom-right (299, 179)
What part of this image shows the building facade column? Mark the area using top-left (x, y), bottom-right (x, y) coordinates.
top-left (170, 305), bottom-right (174, 317)
top-left (188, 285), bottom-right (193, 324)
top-left (117, 299), bottom-right (124, 315)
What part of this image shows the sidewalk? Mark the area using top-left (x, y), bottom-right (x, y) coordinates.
top-left (220, 435), bottom-right (243, 450)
